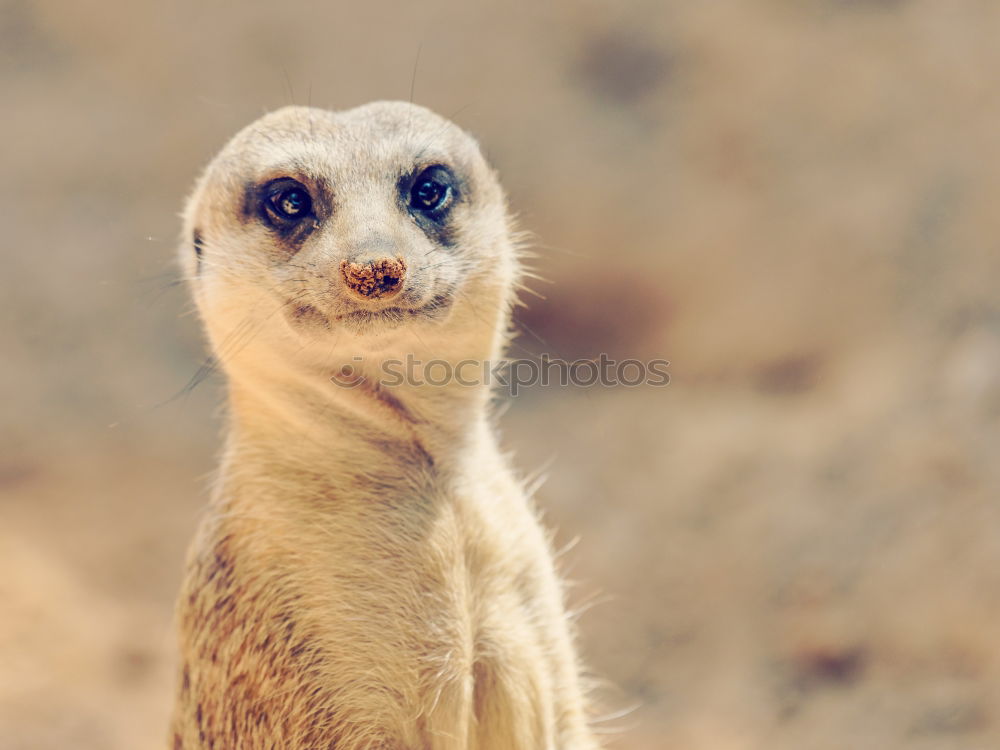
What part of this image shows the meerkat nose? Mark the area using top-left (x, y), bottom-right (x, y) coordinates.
top-left (339, 257), bottom-right (407, 300)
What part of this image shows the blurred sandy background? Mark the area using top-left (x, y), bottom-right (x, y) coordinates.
top-left (3, 0), bottom-right (1000, 748)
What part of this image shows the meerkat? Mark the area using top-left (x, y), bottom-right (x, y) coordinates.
top-left (171, 102), bottom-right (600, 750)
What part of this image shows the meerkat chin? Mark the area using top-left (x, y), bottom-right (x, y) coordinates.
top-left (171, 101), bottom-right (600, 750)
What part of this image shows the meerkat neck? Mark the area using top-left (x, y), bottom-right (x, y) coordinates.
top-left (216, 287), bottom-right (511, 478)
top-left (222, 359), bottom-right (496, 485)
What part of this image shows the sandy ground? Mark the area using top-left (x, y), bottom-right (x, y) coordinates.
top-left (3, 1), bottom-right (1000, 748)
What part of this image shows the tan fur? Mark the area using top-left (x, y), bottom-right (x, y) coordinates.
top-left (171, 102), bottom-right (599, 749)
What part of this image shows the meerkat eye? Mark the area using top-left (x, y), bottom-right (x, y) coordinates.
top-left (412, 179), bottom-right (446, 210)
top-left (264, 181), bottom-right (313, 223)
top-left (409, 167), bottom-right (454, 213)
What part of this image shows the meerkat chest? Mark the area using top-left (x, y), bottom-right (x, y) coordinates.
top-left (173, 493), bottom-right (561, 750)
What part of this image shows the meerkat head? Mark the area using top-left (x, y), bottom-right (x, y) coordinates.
top-left (181, 102), bottom-right (518, 383)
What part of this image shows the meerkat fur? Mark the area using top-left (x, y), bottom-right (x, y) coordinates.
top-left (171, 101), bottom-right (600, 750)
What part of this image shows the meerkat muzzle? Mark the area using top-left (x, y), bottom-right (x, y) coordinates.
top-left (339, 257), bottom-right (407, 300)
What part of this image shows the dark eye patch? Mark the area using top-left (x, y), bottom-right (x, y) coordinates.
top-left (410, 168), bottom-right (454, 213)
top-left (261, 178), bottom-right (314, 227)
top-left (248, 177), bottom-right (327, 252)
top-left (400, 164), bottom-right (463, 247)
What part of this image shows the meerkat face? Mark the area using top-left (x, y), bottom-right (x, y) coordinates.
top-left (181, 102), bottom-right (515, 374)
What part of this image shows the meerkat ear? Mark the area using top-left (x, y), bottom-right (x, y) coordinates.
top-left (192, 229), bottom-right (205, 274)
